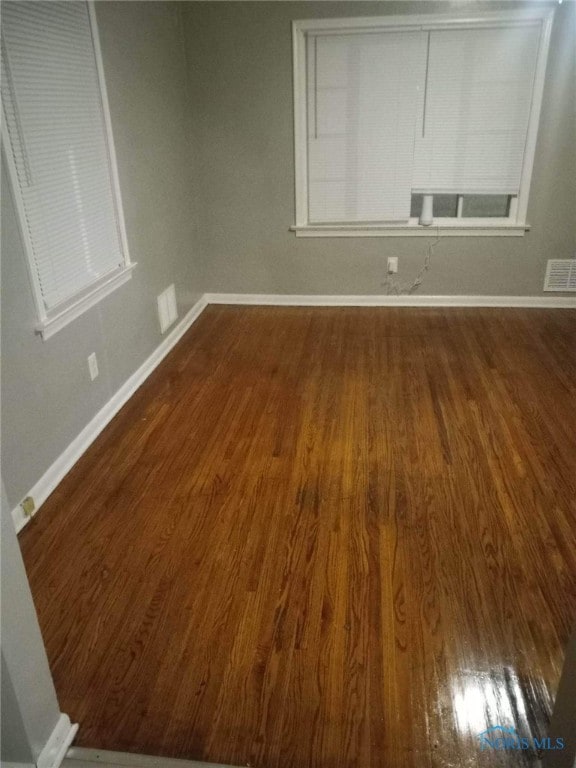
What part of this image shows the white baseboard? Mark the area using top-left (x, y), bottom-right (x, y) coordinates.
top-left (12, 296), bottom-right (208, 533)
top-left (37, 714), bottom-right (79, 768)
top-left (64, 748), bottom-right (234, 767)
top-left (205, 292), bottom-right (576, 308)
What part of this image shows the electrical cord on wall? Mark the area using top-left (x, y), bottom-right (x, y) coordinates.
top-left (382, 225), bottom-right (441, 295)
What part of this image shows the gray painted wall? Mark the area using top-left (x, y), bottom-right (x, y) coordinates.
top-left (1, 655), bottom-right (35, 766)
top-left (1, 2), bottom-right (202, 508)
top-left (183, 1), bottom-right (576, 296)
top-left (1, 481), bottom-right (61, 764)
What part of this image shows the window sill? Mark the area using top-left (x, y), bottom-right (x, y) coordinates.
top-left (290, 221), bottom-right (530, 238)
top-left (36, 263), bottom-right (137, 340)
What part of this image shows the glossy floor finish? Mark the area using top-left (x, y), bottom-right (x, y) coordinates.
top-left (20, 307), bottom-right (576, 768)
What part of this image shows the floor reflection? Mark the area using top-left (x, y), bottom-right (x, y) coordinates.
top-left (442, 666), bottom-right (554, 766)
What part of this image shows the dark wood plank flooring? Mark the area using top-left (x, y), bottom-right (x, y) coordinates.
top-left (19, 307), bottom-right (576, 767)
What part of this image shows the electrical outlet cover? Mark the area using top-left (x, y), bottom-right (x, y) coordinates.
top-left (88, 352), bottom-right (99, 380)
top-left (167, 284), bottom-right (178, 325)
top-left (157, 292), bottom-right (170, 333)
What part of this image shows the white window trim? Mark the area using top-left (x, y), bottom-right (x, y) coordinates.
top-left (1, 1), bottom-right (135, 340)
top-left (292, 9), bottom-right (555, 237)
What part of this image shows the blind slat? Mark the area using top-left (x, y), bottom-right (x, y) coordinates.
top-left (412, 25), bottom-right (541, 193)
top-left (307, 30), bottom-right (426, 224)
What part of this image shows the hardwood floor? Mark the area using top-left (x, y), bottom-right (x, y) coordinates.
top-left (20, 306), bottom-right (576, 768)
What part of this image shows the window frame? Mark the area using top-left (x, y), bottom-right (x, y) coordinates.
top-left (291, 8), bottom-right (555, 238)
top-left (1, 1), bottom-right (135, 340)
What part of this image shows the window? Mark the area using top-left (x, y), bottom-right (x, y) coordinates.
top-left (291, 9), bottom-right (554, 237)
top-left (1, 1), bottom-right (134, 339)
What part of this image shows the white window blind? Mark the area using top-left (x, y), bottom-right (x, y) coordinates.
top-left (412, 24), bottom-right (542, 194)
top-left (306, 31), bottom-right (426, 223)
top-left (1, 1), bottom-right (127, 313)
top-left (293, 11), bottom-right (552, 234)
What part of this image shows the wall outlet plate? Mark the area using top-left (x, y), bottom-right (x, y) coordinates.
top-left (166, 284), bottom-right (178, 325)
top-left (387, 257), bottom-right (399, 274)
top-left (88, 352), bottom-right (99, 380)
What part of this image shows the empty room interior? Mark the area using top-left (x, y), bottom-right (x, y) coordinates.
top-left (1, 1), bottom-right (576, 767)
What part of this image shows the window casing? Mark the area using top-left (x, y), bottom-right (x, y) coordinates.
top-left (291, 10), bottom-right (554, 237)
top-left (1, 1), bottom-right (134, 339)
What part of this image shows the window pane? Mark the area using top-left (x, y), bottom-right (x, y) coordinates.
top-left (410, 194), bottom-right (423, 218)
top-left (434, 195), bottom-right (458, 217)
top-left (462, 195), bottom-right (510, 217)
top-left (410, 194), bottom-right (458, 218)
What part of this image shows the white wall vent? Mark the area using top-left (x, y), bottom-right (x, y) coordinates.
top-left (157, 284), bottom-right (178, 334)
top-left (544, 260), bottom-right (576, 292)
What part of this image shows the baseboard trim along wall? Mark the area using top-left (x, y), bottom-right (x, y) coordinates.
top-left (12, 290), bottom-right (576, 533)
top-left (37, 714), bottom-right (79, 768)
top-left (12, 296), bottom-right (208, 533)
top-left (205, 293), bottom-right (576, 308)
top-left (65, 746), bottom-right (235, 767)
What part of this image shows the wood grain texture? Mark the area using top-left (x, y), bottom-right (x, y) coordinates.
top-left (19, 307), bottom-right (576, 767)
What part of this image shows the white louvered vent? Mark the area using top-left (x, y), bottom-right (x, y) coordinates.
top-left (544, 260), bottom-right (576, 292)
